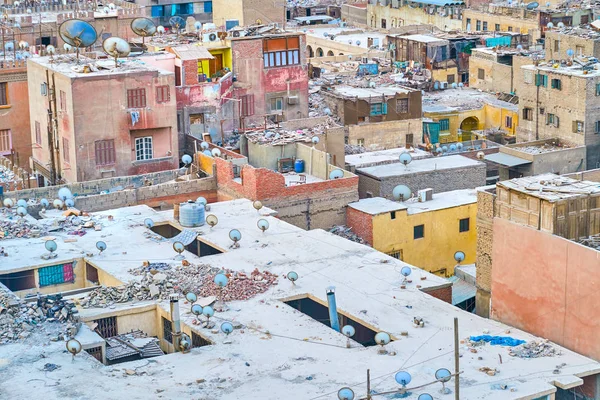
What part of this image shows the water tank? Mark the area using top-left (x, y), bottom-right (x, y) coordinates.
top-left (294, 159), bottom-right (305, 173)
top-left (179, 201), bottom-right (205, 227)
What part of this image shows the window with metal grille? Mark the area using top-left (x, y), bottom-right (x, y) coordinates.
top-left (447, 74), bottom-right (455, 84)
top-left (439, 119), bottom-right (450, 131)
top-left (482, 21), bottom-right (488, 31)
top-left (413, 224), bottom-right (424, 239)
top-left (459, 218), bottom-right (470, 232)
top-left (396, 98), bottom-right (409, 113)
top-left (240, 94), bottom-right (254, 117)
top-left (0, 129), bottom-right (11, 154)
top-left (386, 250), bottom-right (402, 260)
top-left (135, 137), bottom-right (153, 161)
top-left (127, 88), bottom-right (146, 108)
top-left (0, 82), bottom-right (7, 106)
top-left (406, 133), bottom-right (414, 146)
top-left (476, 20), bottom-right (481, 31)
top-left (38, 263), bottom-right (74, 287)
top-left (85, 346), bottom-right (103, 363)
top-left (232, 164), bottom-right (241, 178)
top-left (263, 36), bottom-right (300, 68)
top-left (156, 85), bottom-right (170, 103)
top-left (573, 120), bottom-right (584, 133)
top-left (95, 140), bottom-right (116, 166)
top-left (192, 332), bottom-right (211, 348)
top-left (94, 316), bottom-right (118, 338)
top-left (162, 317), bottom-right (173, 343)
top-left (63, 137), bottom-right (70, 162)
top-left (35, 121), bottom-right (42, 145)
top-left (59, 90), bottom-right (66, 111)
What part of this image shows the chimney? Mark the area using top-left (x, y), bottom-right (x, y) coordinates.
top-left (169, 294), bottom-right (182, 351)
top-left (326, 287), bottom-right (340, 332)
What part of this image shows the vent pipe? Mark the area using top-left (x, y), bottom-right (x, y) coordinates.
top-left (169, 294), bottom-right (182, 352)
top-left (326, 286), bottom-right (340, 332)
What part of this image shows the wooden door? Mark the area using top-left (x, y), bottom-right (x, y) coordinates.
top-left (210, 54), bottom-right (223, 76)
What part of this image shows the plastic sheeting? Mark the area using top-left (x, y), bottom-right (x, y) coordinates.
top-left (470, 335), bottom-right (526, 346)
top-left (486, 36), bottom-right (512, 48)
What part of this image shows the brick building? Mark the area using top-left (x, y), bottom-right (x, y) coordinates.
top-left (0, 60), bottom-right (31, 172)
top-left (355, 154), bottom-right (487, 199)
top-left (230, 32), bottom-right (309, 129)
top-left (544, 27), bottom-right (600, 61)
top-left (27, 56), bottom-right (178, 184)
top-left (212, 0), bottom-right (285, 29)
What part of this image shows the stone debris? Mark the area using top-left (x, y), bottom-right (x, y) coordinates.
top-left (328, 225), bottom-right (370, 246)
top-left (517, 141), bottom-right (572, 155)
top-left (244, 117), bottom-right (339, 146)
top-left (509, 340), bottom-right (560, 358)
top-left (192, 268), bottom-right (278, 302)
top-left (0, 163), bottom-right (17, 184)
top-left (0, 217), bottom-right (46, 240)
top-left (578, 233), bottom-right (600, 250)
top-left (345, 144), bottom-right (366, 155)
top-left (0, 291), bottom-right (79, 344)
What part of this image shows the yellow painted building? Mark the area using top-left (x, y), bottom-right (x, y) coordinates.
top-left (367, 3), bottom-right (464, 31)
top-left (348, 190), bottom-right (478, 277)
top-left (197, 45), bottom-right (233, 79)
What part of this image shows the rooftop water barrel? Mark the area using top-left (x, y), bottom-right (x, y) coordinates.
top-left (295, 159), bottom-right (305, 173)
top-left (179, 201), bottom-right (205, 227)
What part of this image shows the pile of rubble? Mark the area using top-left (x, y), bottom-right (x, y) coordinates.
top-left (0, 292), bottom-right (79, 344)
top-left (509, 340), bottom-right (560, 358)
top-left (244, 117), bottom-right (339, 146)
top-left (345, 144), bottom-right (366, 155)
top-left (578, 233), bottom-right (600, 250)
top-left (329, 225), bottom-right (370, 246)
top-left (0, 163), bottom-right (16, 184)
top-left (517, 141), bottom-right (572, 154)
top-left (0, 217), bottom-right (46, 240)
top-left (190, 268), bottom-right (278, 301)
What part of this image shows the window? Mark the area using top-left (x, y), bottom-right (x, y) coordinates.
top-left (439, 119), bottom-right (450, 131)
top-left (391, 211), bottom-right (396, 220)
top-left (95, 139), bottom-right (116, 166)
top-left (478, 68), bottom-right (485, 80)
top-left (576, 45), bottom-right (584, 56)
top-left (540, 107), bottom-right (545, 115)
top-left (459, 218), bottom-right (470, 232)
top-left (523, 107), bottom-right (533, 121)
top-left (0, 82), bottom-right (7, 106)
top-left (596, 83), bottom-right (600, 96)
top-left (476, 20), bottom-right (481, 31)
top-left (162, 317), bottom-right (173, 343)
top-left (357, 138), bottom-right (365, 146)
top-left (413, 225), bottom-right (424, 239)
top-left (94, 316), bottom-right (117, 338)
top-left (447, 74), bottom-right (455, 84)
top-left (505, 116), bottom-right (513, 128)
top-left (63, 137), bottom-right (69, 162)
top-left (554, 40), bottom-right (559, 52)
top-left (406, 133), bottom-right (414, 146)
top-left (203, 0), bottom-right (212, 12)
top-left (381, 18), bottom-right (387, 28)
top-left (482, 21), bottom-right (488, 31)
top-left (535, 74), bottom-right (548, 87)
top-left (269, 97), bottom-right (283, 112)
top-left (240, 94), bottom-right (255, 116)
top-left (59, 90), bottom-right (66, 111)
top-left (127, 88), bottom-right (146, 108)
top-left (495, 24), bottom-right (500, 31)
top-left (546, 113), bottom-right (559, 127)
top-left (524, 70), bottom-right (534, 84)
top-left (0, 270), bottom-right (35, 291)
top-left (41, 82), bottom-right (48, 96)
top-left (387, 250), bottom-right (402, 260)
top-left (508, 26), bottom-right (513, 32)
top-left (135, 137), bottom-right (153, 161)
top-left (466, 18), bottom-right (471, 28)
top-left (551, 78), bottom-right (561, 90)
top-left (86, 262), bottom-right (99, 283)
top-left (595, 121), bottom-right (600, 134)
top-left (396, 98), bottom-right (409, 113)
top-left (370, 103), bottom-right (387, 116)
top-left (35, 121), bottom-right (42, 145)
top-left (192, 332), bottom-right (212, 348)
top-left (156, 85), bottom-right (170, 103)
top-left (0, 129), bottom-right (11, 154)
top-left (573, 120), bottom-right (584, 133)
top-left (263, 36), bottom-right (300, 68)
top-left (38, 263), bottom-right (74, 287)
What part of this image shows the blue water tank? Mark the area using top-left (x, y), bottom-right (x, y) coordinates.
top-left (179, 201), bottom-right (205, 227)
top-left (294, 159), bottom-right (305, 173)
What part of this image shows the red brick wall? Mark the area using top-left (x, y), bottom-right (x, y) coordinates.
top-left (0, 69), bottom-right (32, 172)
top-left (347, 207), bottom-right (373, 245)
top-left (422, 285), bottom-right (452, 304)
top-left (182, 59), bottom-right (198, 86)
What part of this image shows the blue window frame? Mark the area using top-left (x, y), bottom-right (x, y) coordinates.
top-left (370, 103), bottom-right (387, 116)
top-left (439, 118), bottom-right (450, 131)
top-left (204, 1), bottom-right (212, 12)
top-left (151, 5), bottom-right (164, 17)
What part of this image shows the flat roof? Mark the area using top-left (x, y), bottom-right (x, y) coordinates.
top-left (423, 88), bottom-right (519, 113)
top-left (0, 200), bottom-right (599, 399)
top-left (498, 174), bottom-right (600, 201)
top-left (399, 34), bottom-right (449, 45)
top-left (331, 85), bottom-right (413, 98)
top-left (522, 62), bottom-right (600, 78)
top-left (345, 147), bottom-right (432, 168)
top-left (357, 155), bottom-right (484, 179)
top-left (485, 152), bottom-right (532, 167)
top-left (303, 26), bottom-right (387, 50)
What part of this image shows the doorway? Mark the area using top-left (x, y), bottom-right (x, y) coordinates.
top-left (210, 54), bottom-right (223, 76)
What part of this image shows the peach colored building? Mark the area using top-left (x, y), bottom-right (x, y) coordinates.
top-left (27, 56), bottom-right (178, 184)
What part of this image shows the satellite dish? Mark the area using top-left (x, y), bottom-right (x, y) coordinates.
top-left (526, 1), bottom-right (539, 9)
top-left (46, 45), bottom-right (56, 55)
top-left (399, 152), bottom-right (412, 166)
top-left (173, 241), bottom-right (185, 260)
top-left (40, 198), bottom-right (50, 209)
top-left (374, 332), bottom-right (391, 354)
top-left (66, 338), bottom-right (82, 360)
top-left (211, 148), bottom-right (221, 157)
top-left (338, 387), bottom-right (355, 400)
top-left (287, 271), bottom-right (298, 283)
top-left (108, 2), bottom-right (116, 10)
top-left (58, 19), bottom-right (98, 61)
top-left (63, 43), bottom-right (73, 52)
top-left (144, 218), bottom-right (154, 228)
top-left (191, 304), bottom-right (203, 316)
top-left (196, 196), bottom-right (207, 206)
top-left (17, 199), bottom-right (27, 208)
top-left (131, 17), bottom-right (157, 39)
top-left (418, 395), bottom-right (434, 400)
top-left (96, 241), bottom-right (107, 253)
top-left (311, 136), bottom-right (320, 145)
top-left (220, 321), bottom-right (234, 335)
top-left (179, 333), bottom-right (191, 352)
top-left (547, 22), bottom-right (554, 29)
top-left (181, 154), bottom-right (193, 165)
top-left (395, 371), bottom-right (412, 387)
top-left (476, 151), bottom-right (485, 160)
top-left (102, 37), bottom-right (131, 67)
top-left (202, 305), bottom-right (214, 322)
top-left (342, 325), bottom-right (355, 337)
top-left (103, 6), bottom-right (110, 13)
top-left (356, 40), bottom-right (361, 46)
top-left (214, 273), bottom-right (229, 287)
top-left (16, 206), bottom-right (27, 217)
top-left (169, 16), bottom-right (186, 33)
top-left (253, 200), bottom-right (263, 212)
top-left (206, 214), bottom-right (218, 228)
top-left (3, 198), bottom-right (13, 208)
top-left (456, 142), bottom-right (464, 150)
top-left (566, 48), bottom-right (574, 57)
top-left (58, 187), bottom-right (73, 201)
top-left (200, 141), bottom-right (210, 150)
top-left (392, 185), bottom-right (411, 201)
top-left (545, 1), bottom-right (550, 5)
top-left (4, 42), bottom-right (14, 51)
top-left (436, 368), bottom-right (452, 393)
top-left (558, 22), bottom-right (565, 28)
top-left (45, 239), bottom-right (58, 253)
top-left (449, 144), bottom-right (457, 152)
top-left (401, 266), bottom-right (412, 277)
top-left (329, 169), bottom-right (344, 180)
top-left (65, 198), bottom-right (75, 208)
top-left (194, 21), bottom-right (202, 31)
top-left (229, 229), bottom-right (241, 246)
top-left (454, 251), bottom-right (465, 263)
top-left (157, 25), bottom-right (165, 34)
top-left (18, 40), bottom-right (29, 49)
top-left (257, 218), bottom-right (269, 233)
top-left (53, 199), bottom-right (64, 209)
top-left (186, 292), bottom-right (197, 303)
top-left (442, 145), bottom-right (448, 153)
top-left (203, 150), bottom-right (212, 157)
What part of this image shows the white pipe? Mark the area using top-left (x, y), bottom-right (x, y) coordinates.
top-left (169, 294), bottom-right (182, 352)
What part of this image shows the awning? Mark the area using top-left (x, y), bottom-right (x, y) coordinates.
top-left (484, 152), bottom-right (532, 167)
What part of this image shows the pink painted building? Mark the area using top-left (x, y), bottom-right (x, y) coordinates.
top-left (27, 56), bottom-right (178, 184)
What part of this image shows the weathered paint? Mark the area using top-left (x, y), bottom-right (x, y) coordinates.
top-left (491, 217), bottom-right (600, 361)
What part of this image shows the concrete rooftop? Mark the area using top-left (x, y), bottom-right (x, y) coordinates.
top-left (357, 155), bottom-right (484, 179)
top-left (423, 88), bottom-right (519, 113)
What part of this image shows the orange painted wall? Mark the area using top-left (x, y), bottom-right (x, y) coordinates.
top-left (491, 217), bottom-right (600, 361)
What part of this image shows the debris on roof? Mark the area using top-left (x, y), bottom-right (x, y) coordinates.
top-left (328, 225), bottom-right (371, 246)
top-left (105, 330), bottom-right (164, 362)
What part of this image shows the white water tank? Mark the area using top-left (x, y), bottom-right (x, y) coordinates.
top-left (179, 201), bottom-right (205, 227)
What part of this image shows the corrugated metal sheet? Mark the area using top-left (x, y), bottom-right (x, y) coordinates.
top-left (171, 45), bottom-right (214, 61)
top-left (171, 229), bottom-right (198, 246)
top-left (448, 276), bottom-right (476, 306)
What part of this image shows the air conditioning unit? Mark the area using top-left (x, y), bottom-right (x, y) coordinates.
top-left (417, 188), bottom-right (433, 202)
top-left (440, 81), bottom-right (449, 89)
top-left (203, 32), bottom-right (218, 42)
top-left (287, 96), bottom-right (299, 105)
top-left (232, 30), bottom-right (246, 38)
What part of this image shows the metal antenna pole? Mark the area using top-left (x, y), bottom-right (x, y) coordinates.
top-left (366, 369), bottom-right (371, 400)
top-left (454, 317), bottom-right (460, 400)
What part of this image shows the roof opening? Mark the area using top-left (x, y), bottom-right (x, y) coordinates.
top-left (151, 223), bottom-right (181, 239)
top-left (0, 270), bottom-right (36, 292)
top-left (283, 296), bottom-right (380, 346)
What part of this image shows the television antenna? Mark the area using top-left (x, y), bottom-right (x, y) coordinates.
top-left (66, 338), bottom-right (82, 361)
top-left (392, 185), bottom-right (411, 201)
top-left (374, 331), bottom-right (391, 355)
top-left (329, 169), bottom-right (344, 179)
top-left (253, 200), bottom-right (263, 213)
top-left (58, 19), bottom-right (98, 63)
top-left (257, 218), bottom-right (269, 233)
top-left (96, 241), bottom-right (107, 254)
top-left (229, 229), bottom-right (241, 248)
top-left (206, 214), bottom-right (218, 228)
top-left (130, 17), bottom-right (157, 51)
top-left (341, 325), bottom-right (355, 348)
top-left (102, 36), bottom-right (131, 68)
top-left (173, 241), bottom-right (185, 260)
top-left (287, 271), bottom-right (298, 285)
top-left (399, 152), bottom-right (412, 168)
top-left (169, 16), bottom-right (186, 37)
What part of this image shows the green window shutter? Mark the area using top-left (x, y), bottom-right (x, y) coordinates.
top-left (382, 103), bottom-right (388, 115)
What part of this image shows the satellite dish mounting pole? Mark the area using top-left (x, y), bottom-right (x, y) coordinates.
top-left (454, 317), bottom-right (460, 400)
top-left (366, 369), bottom-right (372, 400)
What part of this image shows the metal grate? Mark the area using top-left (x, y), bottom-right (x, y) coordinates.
top-left (95, 316), bottom-right (118, 338)
top-left (38, 263), bottom-right (74, 287)
top-left (162, 317), bottom-right (173, 343)
top-left (85, 346), bottom-right (103, 363)
top-left (192, 332), bottom-right (211, 348)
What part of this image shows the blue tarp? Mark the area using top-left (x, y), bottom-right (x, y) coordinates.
top-left (470, 335), bottom-right (526, 346)
top-left (486, 36), bottom-right (512, 47)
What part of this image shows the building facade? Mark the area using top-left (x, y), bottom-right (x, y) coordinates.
top-left (212, 0), bottom-right (285, 29)
top-left (367, 1), bottom-right (464, 31)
